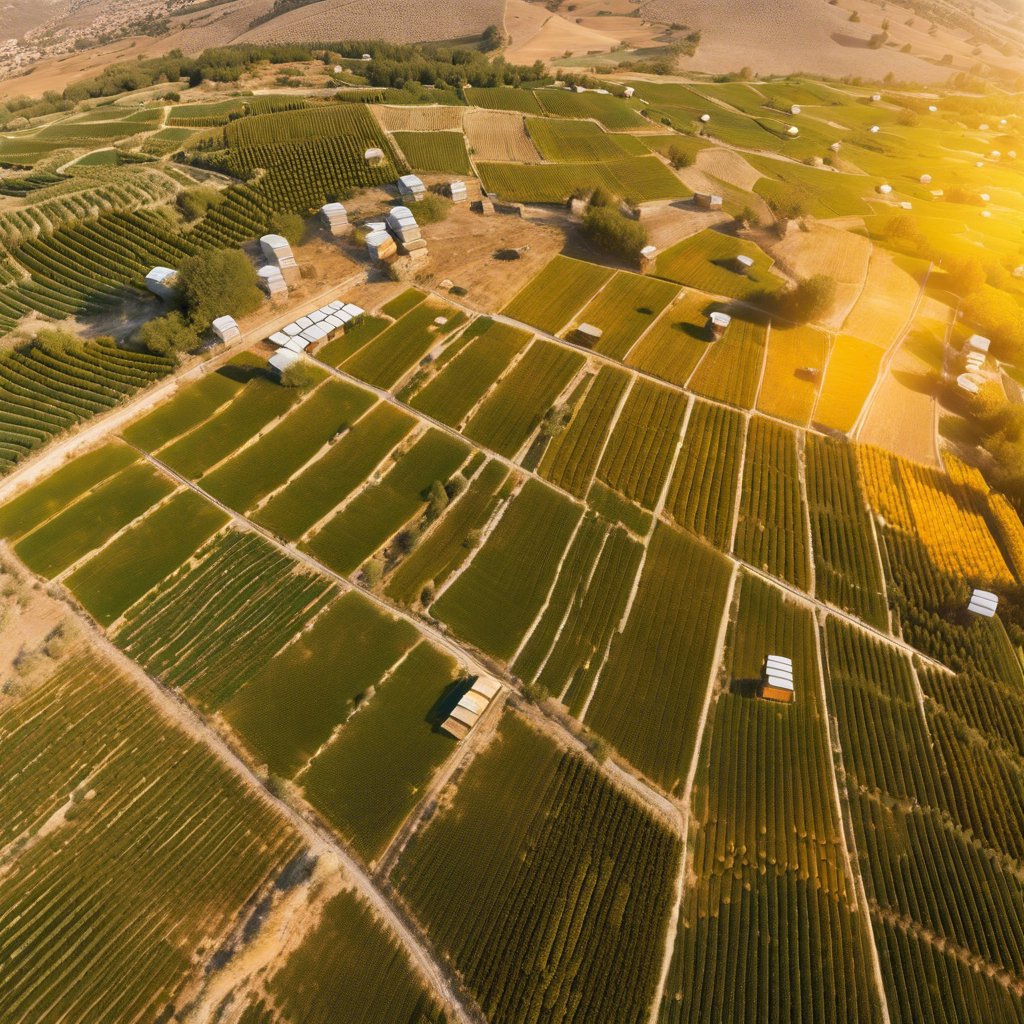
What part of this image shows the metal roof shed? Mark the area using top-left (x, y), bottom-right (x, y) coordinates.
top-left (968, 589), bottom-right (999, 617)
top-left (268, 350), bottom-right (301, 376)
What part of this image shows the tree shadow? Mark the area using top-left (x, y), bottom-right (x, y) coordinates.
top-left (729, 677), bottom-right (761, 698)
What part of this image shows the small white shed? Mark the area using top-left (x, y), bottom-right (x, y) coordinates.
top-left (968, 589), bottom-right (999, 618)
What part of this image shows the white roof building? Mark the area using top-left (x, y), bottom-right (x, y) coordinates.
top-left (699, 113), bottom-right (711, 123)
top-left (144, 266), bottom-right (178, 299)
top-left (397, 174), bottom-right (426, 201)
top-left (365, 147), bottom-right (385, 166)
top-left (320, 202), bottom-right (348, 236)
top-left (212, 316), bottom-right (240, 343)
top-left (786, 125), bottom-right (800, 137)
top-left (257, 264), bottom-right (287, 297)
top-left (920, 173), bottom-right (932, 184)
top-left (268, 350), bottom-right (301, 377)
top-left (268, 331), bottom-right (290, 347)
top-left (928, 104), bottom-right (938, 112)
top-left (957, 373), bottom-right (981, 394)
top-left (448, 180), bottom-right (468, 203)
top-left (968, 589), bottom-right (999, 617)
top-left (260, 233), bottom-right (293, 261)
top-left (790, 104), bottom-right (802, 115)
top-left (623, 86), bottom-right (635, 98)
top-left (869, 125), bottom-right (880, 134)
top-left (735, 254), bottom-right (755, 271)
top-left (968, 334), bottom-right (991, 353)
top-left (366, 230), bottom-right (397, 261)
top-left (877, 183), bottom-right (893, 195)
top-left (709, 311), bottom-right (731, 334)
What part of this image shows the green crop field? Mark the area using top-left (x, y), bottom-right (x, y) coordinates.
top-left (14, 460), bottom-right (174, 578)
top-left (513, 515), bottom-right (643, 715)
top-left (316, 314), bottom-right (390, 366)
top-left (121, 360), bottom-right (250, 452)
top-left (572, 271), bottom-right (679, 360)
top-left (158, 372), bottom-right (302, 480)
top-left (526, 117), bottom-right (648, 161)
top-left (225, 590), bottom-right (418, 778)
top-left (479, 156), bottom-right (684, 203)
top-left (655, 230), bottom-right (783, 299)
top-left (540, 366), bottom-right (630, 498)
top-left (734, 416), bottom-right (811, 590)
top-left (305, 428), bottom-right (470, 575)
top-left (303, 640), bottom-right (460, 860)
top-left (0, 651), bottom-right (300, 1024)
top-left (665, 399), bottom-right (745, 550)
top-left (410, 319), bottom-right (532, 426)
top-left (688, 314), bottom-right (769, 408)
top-left (385, 459), bottom-right (510, 607)
top-left (0, 340), bottom-right (172, 473)
top-left (625, 290), bottom-right (717, 387)
top-left (238, 888), bottom-right (446, 1024)
top-left (393, 712), bottom-right (680, 1024)
top-left (586, 524), bottom-right (733, 792)
top-left (392, 131), bottom-right (471, 173)
top-left (116, 530), bottom-right (336, 709)
top-left (432, 478), bottom-right (582, 660)
top-left (535, 89), bottom-right (649, 130)
top-left (596, 378), bottom-right (687, 509)
top-left (663, 575), bottom-right (881, 1024)
top-left (254, 402), bottom-right (415, 540)
top-left (503, 254), bottom-right (613, 333)
top-left (463, 338), bottom-right (584, 458)
top-left (65, 490), bottom-right (227, 626)
top-left (201, 378), bottom-right (373, 513)
top-left (341, 301), bottom-right (463, 390)
top-left (466, 87), bottom-right (543, 113)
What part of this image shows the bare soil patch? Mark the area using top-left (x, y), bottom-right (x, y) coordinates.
top-left (465, 108), bottom-right (542, 164)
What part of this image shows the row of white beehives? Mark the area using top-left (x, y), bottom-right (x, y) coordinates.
top-left (266, 299), bottom-right (365, 354)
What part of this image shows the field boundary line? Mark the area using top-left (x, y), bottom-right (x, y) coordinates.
top-left (816, 610), bottom-right (893, 1024)
top-left (796, 428), bottom-right (818, 600)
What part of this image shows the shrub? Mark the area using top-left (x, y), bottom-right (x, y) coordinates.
top-left (269, 211), bottom-right (306, 246)
top-left (176, 187), bottom-right (224, 222)
top-left (582, 204), bottom-right (647, 262)
top-left (280, 361), bottom-right (319, 388)
top-left (137, 312), bottom-right (200, 357)
top-left (177, 248), bottom-right (263, 329)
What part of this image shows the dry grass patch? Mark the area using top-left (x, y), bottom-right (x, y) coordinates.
top-left (842, 250), bottom-right (922, 347)
top-left (695, 148), bottom-right (764, 192)
top-left (371, 104), bottom-right (465, 133)
top-left (812, 334), bottom-right (885, 435)
top-left (464, 108), bottom-right (542, 163)
top-left (769, 224), bottom-right (871, 330)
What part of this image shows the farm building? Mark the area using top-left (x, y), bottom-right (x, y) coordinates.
top-left (623, 86), bottom-right (635, 98)
top-left (870, 125), bottom-right (880, 134)
top-left (877, 184), bottom-right (893, 195)
top-left (786, 125), bottom-right (800, 137)
top-left (968, 333), bottom-right (991, 353)
top-left (829, 142), bottom-right (842, 153)
top-left (212, 316), bottom-right (240, 344)
top-left (386, 206), bottom-right (422, 243)
top-left (441, 675), bottom-right (502, 740)
top-left (320, 202), bottom-right (348, 236)
top-left (366, 230), bottom-right (398, 261)
top-left (708, 311), bottom-right (731, 338)
top-left (574, 323), bottom-right (603, 347)
top-left (268, 349), bottom-right (301, 378)
top-left (397, 174), bottom-right (426, 202)
top-left (364, 147), bottom-right (385, 166)
top-left (760, 655), bottom-right (795, 703)
top-left (928, 104), bottom-right (938, 112)
top-left (957, 372), bottom-right (982, 394)
top-left (447, 180), bottom-right (468, 203)
top-left (639, 244), bottom-right (658, 271)
top-left (968, 589), bottom-right (999, 618)
top-left (260, 233), bottom-right (300, 285)
top-left (899, 201), bottom-right (913, 210)
top-left (871, 93), bottom-right (882, 102)
top-left (790, 104), bottom-right (802, 115)
top-left (734, 254), bottom-right (755, 274)
top-left (257, 265), bottom-right (287, 299)
top-left (144, 266), bottom-right (178, 301)
top-left (695, 192), bottom-right (724, 210)
top-left (699, 113), bottom-right (711, 123)
top-left (920, 173), bottom-right (933, 185)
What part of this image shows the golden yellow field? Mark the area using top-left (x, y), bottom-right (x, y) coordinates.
top-left (756, 323), bottom-right (828, 426)
top-left (372, 105), bottom-right (466, 133)
top-left (812, 334), bottom-right (884, 435)
top-left (842, 251), bottom-right (922, 348)
top-left (464, 109), bottom-right (543, 164)
top-left (857, 446), bottom-right (1014, 586)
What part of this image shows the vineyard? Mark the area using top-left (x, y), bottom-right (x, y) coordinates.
top-left (572, 271), bottom-right (679, 361)
top-left (393, 713), bottom-right (680, 1024)
top-left (503, 254), bottom-right (613, 334)
top-left (0, 650), bottom-right (300, 1024)
top-left (392, 130), bottom-right (472, 174)
top-left (654, 231), bottom-right (783, 299)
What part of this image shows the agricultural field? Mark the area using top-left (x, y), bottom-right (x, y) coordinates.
top-left (756, 324), bottom-right (829, 425)
top-left (625, 290), bottom-right (718, 387)
top-left (812, 335), bottom-right (886, 435)
top-left (527, 117), bottom-right (648, 162)
top-left (393, 713), bottom-right (680, 1024)
top-left (463, 108), bottom-right (542, 162)
top-left (431, 478), bottom-right (582, 661)
top-left (571, 271), bottom-right (679, 360)
top-left (688, 313), bottom-right (768, 409)
top-left (503, 254), bottom-right (613, 334)
top-left (0, 650), bottom-right (301, 1024)
top-left (586, 524), bottom-right (734, 793)
top-left (392, 131), bottom-right (472, 174)
top-left (655, 230), bottom-right (784, 299)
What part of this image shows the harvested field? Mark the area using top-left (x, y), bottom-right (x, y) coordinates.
top-left (694, 147), bottom-right (764, 192)
top-left (463, 108), bottom-right (541, 163)
top-left (770, 224), bottom-right (872, 330)
top-left (237, 0), bottom-right (506, 44)
top-left (372, 105), bottom-right (465, 133)
top-left (842, 250), bottom-right (922, 347)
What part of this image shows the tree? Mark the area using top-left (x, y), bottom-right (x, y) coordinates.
top-left (176, 187), bottom-right (223, 222)
top-left (427, 479), bottom-right (449, 519)
top-left (775, 275), bottom-right (837, 323)
top-left (280, 361), bottom-right (319, 388)
top-left (666, 143), bottom-right (694, 169)
top-left (177, 248), bottom-right (263, 329)
top-left (33, 327), bottom-right (81, 356)
top-left (268, 211), bottom-right (305, 246)
top-left (137, 312), bottom-right (199, 357)
top-left (582, 204), bottom-right (648, 262)
top-left (480, 24), bottom-right (505, 51)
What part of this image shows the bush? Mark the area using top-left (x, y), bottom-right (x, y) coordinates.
top-left (137, 312), bottom-right (200, 357)
top-left (771, 275), bottom-right (837, 323)
top-left (33, 327), bottom-right (82, 357)
top-left (280, 360), bottom-right (319, 388)
top-left (269, 211), bottom-right (306, 246)
top-left (666, 144), bottom-right (694, 169)
top-left (412, 192), bottom-right (449, 225)
top-left (177, 248), bottom-right (263, 329)
top-left (582, 204), bottom-right (647, 262)
top-left (176, 187), bottom-right (224, 222)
